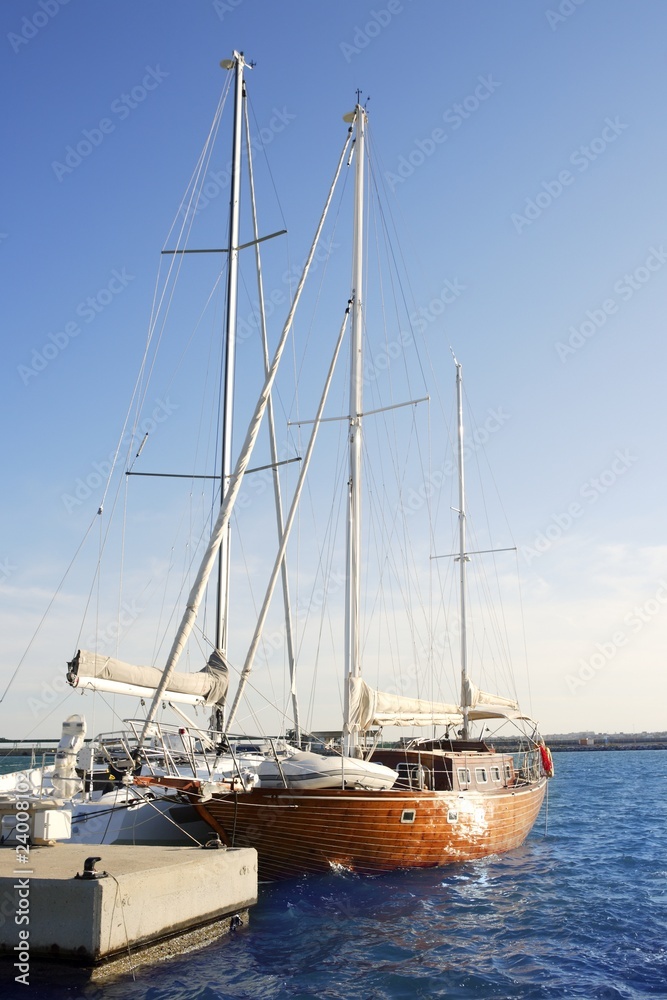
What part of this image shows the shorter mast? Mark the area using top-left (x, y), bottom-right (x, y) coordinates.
top-left (453, 355), bottom-right (471, 740)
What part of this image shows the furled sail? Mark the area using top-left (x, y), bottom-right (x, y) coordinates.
top-left (348, 677), bottom-right (526, 729)
top-left (67, 649), bottom-right (228, 707)
top-left (349, 676), bottom-right (462, 730)
top-left (463, 678), bottom-right (523, 720)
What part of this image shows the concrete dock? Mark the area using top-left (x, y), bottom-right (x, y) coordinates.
top-left (0, 842), bottom-right (257, 981)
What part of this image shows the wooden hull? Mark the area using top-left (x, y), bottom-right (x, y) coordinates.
top-left (195, 778), bottom-right (547, 881)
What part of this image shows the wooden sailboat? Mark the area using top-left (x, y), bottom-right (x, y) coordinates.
top-left (13, 69), bottom-right (549, 860)
top-left (188, 101), bottom-right (552, 881)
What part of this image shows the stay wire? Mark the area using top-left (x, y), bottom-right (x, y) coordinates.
top-left (0, 511), bottom-right (99, 703)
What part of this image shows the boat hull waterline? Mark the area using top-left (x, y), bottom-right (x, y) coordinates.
top-left (195, 778), bottom-right (547, 881)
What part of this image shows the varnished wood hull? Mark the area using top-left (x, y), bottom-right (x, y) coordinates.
top-left (195, 778), bottom-right (547, 881)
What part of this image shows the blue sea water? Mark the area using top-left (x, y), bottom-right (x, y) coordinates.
top-left (6, 750), bottom-right (667, 998)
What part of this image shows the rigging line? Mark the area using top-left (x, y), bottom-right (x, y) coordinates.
top-left (464, 397), bottom-right (517, 697)
top-left (361, 412), bottom-right (429, 625)
top-left (230, 522), bottom-right (268, 691)
top-left (297, 434), bottom-right (347, 727)
top-left (161, 76), bottom-right (232, 250)
top-left (151, 493), bottom-right (225, 665)
top-left (103, 82), bottom-right (232, 514)
top-left (161, 270), bottom-right (227, 398)
top-left (130, 88), bottom-right (229, 450)
top-left (139, 121), bottom-right (357, 746)
top-left (244, 91), bottom-right (300, 736)
top-left (514, 546), bottom-right (534, 717)
top-left (146, 465), bottom-right (224, 667)
top-left (246, 90), bottom-right (289, 234)
top-left (246, 80), bottom-right (299, 448)
top-left (73, 391), bottom-right (167, 657)
top-left (286, 164), bottom-right (350, 428)
top-left (226, 299), bottom-right (352, 730)
top-left (0, 511), bottom-right (100, 703)
top-left (365, 132), bottom-right (429, 393)
top-left (300, 406), bottom-right (348, 732)
top-left (426, 399), bottom-right (436, 704)
top-left (114, 458), bottom-right (131, 662)
top-left (13, 689), bottom-right (76, 741)
top-left (363, 161), bottom-right (435, 566)
top-left (149, 83), bottom-right (229, 309)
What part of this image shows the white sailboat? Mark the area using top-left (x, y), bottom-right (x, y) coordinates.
top-left (1, 52), bottom-right (319, 846)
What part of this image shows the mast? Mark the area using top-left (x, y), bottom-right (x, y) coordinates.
top-left (453, 355), bottom-right (471, 740)
top-left (343, 103), bottom-right (366, 757)
top-left (137, 119), bottom-right (355, 752)
top-left (216, 51), bottom-right (247, 664)
top-left (243, 91), bottom-right (301, 742)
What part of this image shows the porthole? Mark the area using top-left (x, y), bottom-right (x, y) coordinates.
top-left (400, 808), bottom-right (416, 824)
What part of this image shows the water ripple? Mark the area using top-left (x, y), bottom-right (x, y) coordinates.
top-left (34, 752), bottom-right (667, 1000)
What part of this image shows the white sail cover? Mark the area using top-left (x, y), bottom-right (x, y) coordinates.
top-left (463, 679), bottom-right (523, 720)
top-left (348, 677), bottom-right (527, 729)
top-left (349, 676), bottom-right (462, 730)
top-left (67, 649), bottom-right (228, 707)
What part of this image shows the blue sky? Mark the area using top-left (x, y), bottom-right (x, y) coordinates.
top-left (1, 1), bottom-right (666, 741)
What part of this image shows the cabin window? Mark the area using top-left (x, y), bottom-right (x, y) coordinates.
top-left (490, 766), bottom-right (501, 782)
top-left (475, 767), bottom-right (488, 783)
top-left (505, 764), bottom-right (512, 778)
top-left (457, 767), bottom-right (471, 787)
top-left (400, 809), bottom-right (416, 824)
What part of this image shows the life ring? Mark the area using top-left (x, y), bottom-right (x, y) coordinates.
top-left (539, 743), bottom-right (554, 778)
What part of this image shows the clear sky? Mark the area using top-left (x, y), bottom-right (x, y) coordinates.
top-left (1, 1), bottom-right (666, 741)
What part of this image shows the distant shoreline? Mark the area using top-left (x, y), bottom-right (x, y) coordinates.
top-left (2, 736), bottom-right (667, 756)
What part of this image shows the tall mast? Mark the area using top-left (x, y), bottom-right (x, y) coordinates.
top-left (454, 356), bottom-right (470, 740)
top-left (343, 103), bottom-right (366, 756)
top-left (216, 51), bottom-right (247, 661)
